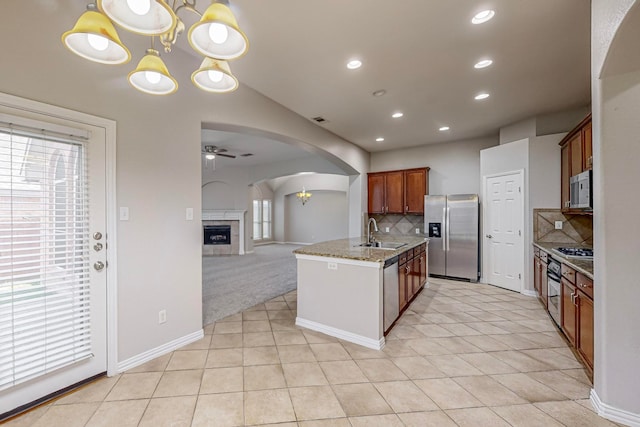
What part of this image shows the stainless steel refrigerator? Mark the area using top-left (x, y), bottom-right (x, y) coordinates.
top-left (424, 194), bottom-right (479, 282)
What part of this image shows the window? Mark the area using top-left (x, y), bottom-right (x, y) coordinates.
top-left (252, 199), bottom-right (272, 241)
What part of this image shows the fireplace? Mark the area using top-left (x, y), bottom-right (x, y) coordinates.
top-left (204, 225), bottom-right (231, 245)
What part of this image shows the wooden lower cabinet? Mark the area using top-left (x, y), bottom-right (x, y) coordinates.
top-left (577, 289), bottom-right (594, 370)
top-left (561, 278), bottom-right (577, 346)
top-left (398, 244), bottom-right (428, 314)
top-left (533, 250), bottom-right (548, 309)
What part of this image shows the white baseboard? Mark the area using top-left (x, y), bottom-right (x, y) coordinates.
top-left (295, 317), bottom-right (385, 350)
top-left (286, 241), bottom-right (311, 246)
top-left (521, 289), bottom-right (537, 297)
top-left (591, 388), bottom-right (640, 427)
top-left (117, 329), bottom-right (204, 373)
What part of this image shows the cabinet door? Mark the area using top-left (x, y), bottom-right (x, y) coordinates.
top-left (385, 171), bottom-right (404, 214)
top-left (419, 250), bottom-right (427, 287)
top-left (582, 121), bottom-right (592, 171)
top-left (404, 169), bottom-right (427, 214)
top-left (561, 279), bottom-right (577, 346)
top-left (412, 255), bottom-right (420, 296)
top-left (577, 290), bottom-right (594, 370)
top-left (540, 261), bottom-right (548, 309)
top-left (399, 262), bottom-right (408, 311)
top-left (367, 174), bottom-right (386, 214)
top-left (570, 133), bottom-right (583, 176)
top-left (561, 144), bottom-right (571, 211)
top-left (534, 256), bottom-right (541, 297)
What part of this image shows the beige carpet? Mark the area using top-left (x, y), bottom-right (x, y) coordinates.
top-left (202, 243), bottom-right (301, 325)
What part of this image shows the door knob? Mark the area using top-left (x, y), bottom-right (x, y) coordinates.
top-left (486, 234), bottom-right (493, 239)
top-left (94, 261), bottom-right (105, 271)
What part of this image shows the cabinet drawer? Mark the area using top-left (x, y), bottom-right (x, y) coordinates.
top-left (419, 243), bottom-right (426, 253)
top-left (576, 272), bottom-right (593, 299)
top-left (561, 264), bottom-right (576, 284)
top-left (399, 252), bottom-right (407, 265)
top-left (539, 251), bottom-right (548, 263)
top-left (406, 248), bottom-right (415, 259)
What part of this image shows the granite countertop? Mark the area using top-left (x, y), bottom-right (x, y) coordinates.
top-left (533, 242), bottom-right (594, 279)
top-left (294, 235), bottom-right (428, 263)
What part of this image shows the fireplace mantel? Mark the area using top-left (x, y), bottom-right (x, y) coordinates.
top-left (202, 210), bottom-right (246, 255)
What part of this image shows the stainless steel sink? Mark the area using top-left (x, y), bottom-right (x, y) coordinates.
top-left (356, 241), bottom-right (407, 250)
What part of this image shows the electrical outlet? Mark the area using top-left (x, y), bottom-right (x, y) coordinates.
top-left (328, 262), bottom-right (338, 270)
top-left (415, 228), bottom-right (420, 234)
top-left (158, 309), bottom-right (167, 324)
top-left (186, 208), bottom-right (194, 221)
top-left (385, 227), bottom-right (389, 233)
top-left (555, 221), bottom-right (563, 230)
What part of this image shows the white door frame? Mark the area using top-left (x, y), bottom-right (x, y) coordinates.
top-left (481, 169), bottom-right (525, 291)
top-left (0, 92), bottom-right (118, 377)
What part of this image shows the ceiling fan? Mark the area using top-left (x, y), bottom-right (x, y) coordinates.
top-left (202, 145), bottom-right (236, 159)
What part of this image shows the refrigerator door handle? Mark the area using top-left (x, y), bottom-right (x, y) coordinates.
top-left (446, 206), bottom-right (451, 251)
top-left (442, 206), bottom-right (446, 251)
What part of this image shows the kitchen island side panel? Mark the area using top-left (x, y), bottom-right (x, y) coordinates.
top-left (296, 257), bottom-right (383, 343)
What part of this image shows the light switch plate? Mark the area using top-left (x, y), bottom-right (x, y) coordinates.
top-left (119, 207), bottom-right (129, 221)
top-left (385, 227), bottom-right (390, 233)
top-left (186, 208), bottom-right (194, 221)
top-left (555, 221), bottom-right (563, 230)
top-left (415, 228), bottom-right (420, 234)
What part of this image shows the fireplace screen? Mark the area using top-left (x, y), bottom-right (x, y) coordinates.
top-left (204, 225), bottom-right (231, 245)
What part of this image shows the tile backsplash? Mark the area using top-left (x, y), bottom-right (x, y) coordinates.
top-left (533, 208), bottom-right (592, 245)
top-left (368, 214), bottom-right (424, 236)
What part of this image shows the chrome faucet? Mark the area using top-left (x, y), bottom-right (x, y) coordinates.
top-left (367, 218), bottom-right (379, 244)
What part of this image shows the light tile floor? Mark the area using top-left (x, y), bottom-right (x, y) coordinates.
top-left (4, 278), bottom-right (623, 426)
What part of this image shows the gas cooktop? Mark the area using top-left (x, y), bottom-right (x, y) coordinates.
top-left (552, 247), bottom-right (593, 259)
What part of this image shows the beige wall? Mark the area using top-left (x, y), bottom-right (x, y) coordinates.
top-left (0, 3), bottom-right (369, 362)
top-left (371, 137), bottom-right (498, 195)
top-left (592, 0), bottom-right (640, 420)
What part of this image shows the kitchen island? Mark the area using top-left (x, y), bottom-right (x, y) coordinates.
top-left (293, 235), bottom-right (428, 350)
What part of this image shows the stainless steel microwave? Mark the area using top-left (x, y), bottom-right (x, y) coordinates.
top-left (570, 170), bottom-right (592, 209)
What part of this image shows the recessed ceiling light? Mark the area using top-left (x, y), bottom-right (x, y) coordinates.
top-left (475, 93), bottom-right (490, 100)
top-left (372, 89), bottom-right (386, 97)
top-left (376, 137), bottom-right (385, 142)
top-left (392, 112), bottom-right (404, 118)
top-left (439, 126), bottom-right (450, 131)
top-left (347, 59), bottom-right (362, 69)
top-left (474, 59), bottom-right (493, 69)
top-left (472, 10), bottom-right (495, 24)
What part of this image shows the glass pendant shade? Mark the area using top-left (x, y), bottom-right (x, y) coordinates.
top-left (62, 10), bottom-right (131, 64)
top-left (128, 49), bottom-right (178, 95)
top-left (98, 0), bottom-right (176, 35)
top-left (188, 3), bottom-right (248, 60)
top-left (192, 58), bottom-right (238, 93)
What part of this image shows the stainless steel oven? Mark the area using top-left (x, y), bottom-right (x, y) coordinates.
top-left (547, 256), bottom-right (562, 326)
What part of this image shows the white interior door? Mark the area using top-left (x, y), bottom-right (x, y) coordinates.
top-left (484, 171), bottom-right (523, 292)
top-left (0, 116), bottom-right (107, 416)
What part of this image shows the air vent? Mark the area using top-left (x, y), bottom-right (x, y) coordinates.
top-left (311, 116), bottom-right (327, 123)
top-left (240, 153), bottom-right (253, 157)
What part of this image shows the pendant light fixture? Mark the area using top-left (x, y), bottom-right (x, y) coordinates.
top-left (296, 187), bottom-right (312, 206)
top-left (188, 2), bottom-right (249, 60)
top-left (62, 4), bottom-right (131, 65)
top-left (97, 0), bottom-right (177, 35)
top-left (128, 47), bottom-right (178, 95)
top-left (62, 1), bottom-right (248, 95)
top-left (191, 58), bottom-right (238, 92)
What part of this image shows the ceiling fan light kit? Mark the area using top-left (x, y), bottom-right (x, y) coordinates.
top-left (62, 0), bottom-right (249, 96)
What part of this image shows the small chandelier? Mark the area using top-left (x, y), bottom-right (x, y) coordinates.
top-left (62, 0), bottom-right (248, 96)
top-left (296, 187), bottom-right (312, 205)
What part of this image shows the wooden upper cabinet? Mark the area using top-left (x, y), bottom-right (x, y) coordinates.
top-left (367, 167), bottom-right (429, 215)
top-left (367, 173), bottom-right (386, 214)
top-left (561, 144), bottom-right (571, 210)
top-left (404, 168), bottom-right (428, 214)
top-left (570, 133), bottom-right (583, 176)
top-left (582, 121), bottom-right (593, 170)
top-left (559, 114), bottom-right (592, 213)
top-left (385, 171), bottom-right (405, 214)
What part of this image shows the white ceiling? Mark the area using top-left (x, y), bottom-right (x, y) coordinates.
top-left (224, 0), bottom-right (590, 153)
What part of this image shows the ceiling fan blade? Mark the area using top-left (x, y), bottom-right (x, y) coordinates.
top-left (216, 153), bottom-right (236, 158)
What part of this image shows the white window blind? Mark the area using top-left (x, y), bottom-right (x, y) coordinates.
top-left (0, 122), bottom-right (92, 391)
